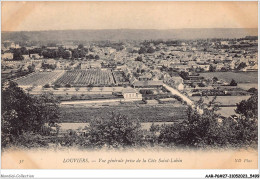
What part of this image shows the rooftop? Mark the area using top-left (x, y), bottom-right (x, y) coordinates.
top-left (121, 88), bottom-right (138, 94)
top-left (133, 80), bottom-right (164, 87)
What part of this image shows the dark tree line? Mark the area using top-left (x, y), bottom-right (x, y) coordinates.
top-left (8, 45), bottom-right (91, 61)
top-left (96, 41), bottom-right (124, 51)
top-left (138, 46), bottom-right (156, 54)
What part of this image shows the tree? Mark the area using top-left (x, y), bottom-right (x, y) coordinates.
top-left (79, 49), bottom-right (87, 58)
top-left (147, 47), bottom-right (155, 53)
top-left (88, 54), bottom-right (95, 59)
top-left (220, 67), bottom-right (228, 72)
top-left (65, 84), bottom-right (71, 88)
top-left (1, 81), bottom-right (60, 147)
top-left (95, 55), bottom-right (100, 60)
top-left (159, 97), bottom-right (229, 147)
top-left (158, 94), bottom-right (258, 148)
top-left (86, 84), bottom-right (94, 92)
top-left (62, 50), bottom-right (71, 59)
top-left (179, 71), bottom-right (189, 80)
top-left (20, 47), bottom-right (28, 55)
top-left (198, 83), bottom-right (205, 87)
top-left (224, 93), bottom-right (258, 146)
top-left (72, 50), bottom-right (80, 59)
top-left (135, 56), bottom-right (142, 62)
top-left (146, 123), bottom-right (160, 146)
top-left (226, 114), bottom-right (258, 146)
top-left (71, 95), bottom-right (77, 100)
top-left (53, 84), bottom-right (61, 89)
top-left (25, 87), bottom-right (33, 93)
top-left (78, 44), bottom-right (84, 50)
top-left (41, 63), bottom-right (56, 70)
top-left (236, 62), bottom-right (247, 71)
top-left (27, 64), bottom-right (35, 73)
top-left (212, 77), bottom-right (218, 83)
top-left (138, 47), bottom-right (147, 54)
top-left (43, 84), bottom-right (50, 88)
top-left (86, 113), bottom-right (143, 148)
top-left (139, 89), bottom-right (153, 95)
top-left (87, 84), bottom-right (94, 88)
top-left (248, 88), bottom-right (257, 94)
top-left (235, 93), bottom-right (258, 118)
top-left (209, 64), bottom-right (216, 72)
top-left (13, 49), bottom-right (24, 61)
top-left (230, 79), bottom-right (237, 86)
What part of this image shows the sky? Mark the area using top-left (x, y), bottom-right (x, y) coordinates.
top-left (1, 1), bottom-right (258, 31)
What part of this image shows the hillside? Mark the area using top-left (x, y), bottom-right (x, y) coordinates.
top-left (2, 28), bottom-right (258, 42)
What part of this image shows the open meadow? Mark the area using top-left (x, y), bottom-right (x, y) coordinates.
top-left (199, 71), bottom-right (258, 83)
top-left (60, 103), bottom-right (188, 123)
top-left (191, 96), bottom-right (252, 117)
top-left (190, 95), bottom-right (251, 106)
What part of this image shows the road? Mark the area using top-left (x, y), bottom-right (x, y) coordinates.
top-left (60, 98), bottom-right (122, 105)
top-left (163, 83), bottom-right (203, 114)
top-left (163, 84), bottom-right (194, 106)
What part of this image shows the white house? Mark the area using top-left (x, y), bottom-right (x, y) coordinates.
top-left (121, 88), bottom-right (142, 101)
top-left (10, 43), bottom-right (20, 49)
top-left (22, 55), bottom-right (30, 61)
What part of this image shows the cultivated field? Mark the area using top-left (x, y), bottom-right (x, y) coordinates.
top-left (15, 71), bottom-right (64, 86)
top-left (60, 104), bottom-right (187, 123)
top-left (199, 71), bottom-right (258, 83)
top-left (54, 69), bottom-right (115, 87)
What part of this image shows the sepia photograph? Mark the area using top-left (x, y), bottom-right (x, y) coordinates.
top-left (1, 1), bottom-right (258, 173)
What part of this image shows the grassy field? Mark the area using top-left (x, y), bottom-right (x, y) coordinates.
top-left (237, 83), bottom-right (258, 90)
top-left (60, 104), bottom-right (187, 123)
top-left (199, 71), bottom-right (257, 83)
top-left (191, 96), bottom-right (251, 106)
top-left (218, 107), bottom-right (236, 117)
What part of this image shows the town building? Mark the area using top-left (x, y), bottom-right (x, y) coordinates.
top-left (2, 53), bottom-right (13, 60)
top-left (121, 88), bottom-right (142, 101)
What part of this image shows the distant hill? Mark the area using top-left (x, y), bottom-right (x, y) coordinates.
top-left (2, 28), bottom-right (258, 42)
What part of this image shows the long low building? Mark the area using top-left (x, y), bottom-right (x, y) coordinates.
top-left (133, 80), bottom-right (164, 88)
top-left (121, 88), bottom-right (142, 101)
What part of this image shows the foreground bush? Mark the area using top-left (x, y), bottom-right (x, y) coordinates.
top-left (159, 107), bottom-right (227, 148)
top-left (85, 113), bottom-right (144, 148)
top-left (13, 132), bottom-right (49, 148)
top-left (2, 81), bottom-right (60, 148)
top-left (158, 95), bottom-right (258, 148)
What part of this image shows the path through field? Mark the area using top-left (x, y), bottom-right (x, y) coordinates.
top-left (162, 84), bottom-right (204, 114)
top-left (163, 84), bottom-right (194, 106)
top-left (60, 98), bottom-right (122, 105)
